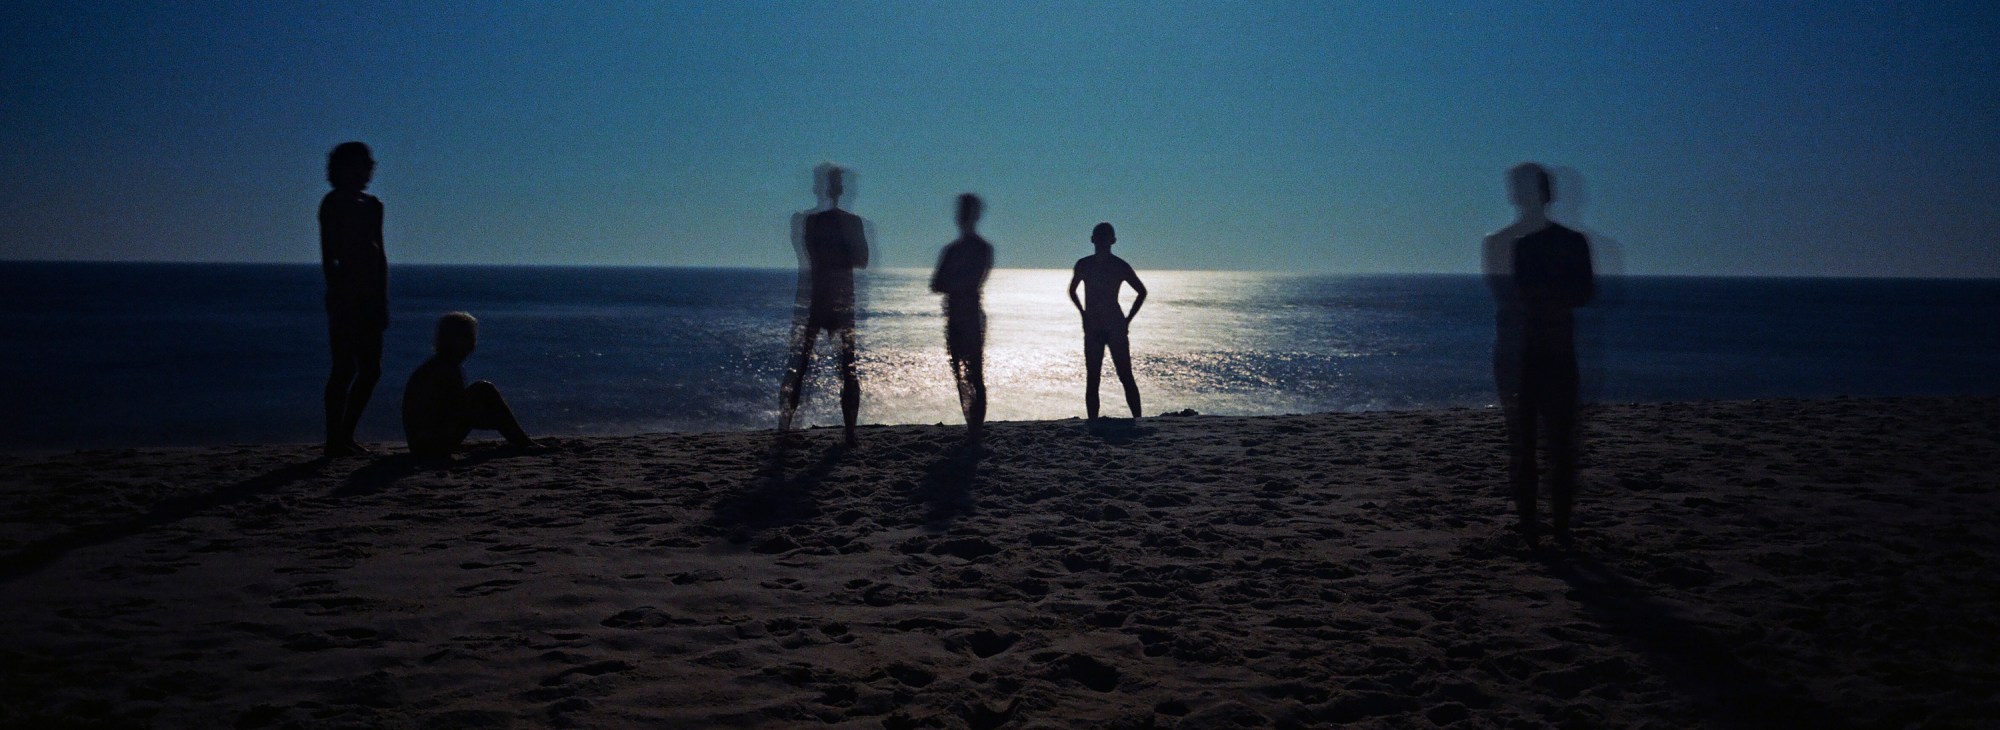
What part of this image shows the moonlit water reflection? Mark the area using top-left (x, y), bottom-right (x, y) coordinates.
top-left (7, 263), bottom-right (2000, 449)
top-left (781, 268), bottom-right (1494, 430)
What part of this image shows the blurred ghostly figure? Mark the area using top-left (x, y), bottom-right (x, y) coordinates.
top-left (930, 194), bottom-right (995, 444)
top-left (1068, 222), bottom-right (1147, 421)
top-left (778, 164), bottom-right (871, 447)
top-left (1484, 163), bottom-right (1594, 545)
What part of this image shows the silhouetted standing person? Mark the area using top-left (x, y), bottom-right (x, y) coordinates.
top-left (931, 194), bottom-right (995, 443)
top-left (778, 164), bottom-right (871, 447)
top-left (1068, 222), bottom-right (1147, 420)
top-left (402, 312), bottom-right (533, 456)
top-left (1485, 163), bottom-right (1594, 545)
top-left (320, 141), bottom-right (387, 457)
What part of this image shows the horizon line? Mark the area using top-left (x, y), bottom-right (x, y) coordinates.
top-left (2, 258), bottom-right (1999, 282)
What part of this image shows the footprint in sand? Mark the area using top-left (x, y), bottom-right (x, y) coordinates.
top-left (601, 606), bottom-right (693, 630)
top-left (455, 579), bottom-right (522, 596)
top-left (539, 659), bottom-right (633, 687)
top-left (459, 559), bottom-right (536, 572)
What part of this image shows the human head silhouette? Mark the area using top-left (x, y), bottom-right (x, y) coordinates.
top-left (956, 193), bottom-right (983, 233)
top-left (433, 311), bottom-right (478, 360)
top-left (1508, 162), bottom-right (1553, 214)
top-left (1091, 222), bottom-right (1116, 248)
top-left (814, 163), bottom-right (846, 208)
top-left (327, 141), bottom-right (375, 191)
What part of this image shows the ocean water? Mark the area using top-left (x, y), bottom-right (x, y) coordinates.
top-left (2, 262), bottom-right (1997, 450)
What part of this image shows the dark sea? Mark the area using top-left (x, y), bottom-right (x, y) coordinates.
top-left (3, 262), bottom-right (1997, 451)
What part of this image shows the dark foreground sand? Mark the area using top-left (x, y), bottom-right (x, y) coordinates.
top-left (2, 397), bottom-right (1997, 729)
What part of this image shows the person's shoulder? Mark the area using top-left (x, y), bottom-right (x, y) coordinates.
top-left (1486, 219), bottom-right (1540, 242)
top-left (320, 190), bottom-right (380, 210)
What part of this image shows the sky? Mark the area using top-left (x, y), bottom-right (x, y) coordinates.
top-left (2, 1), bottom-right (1997, 277)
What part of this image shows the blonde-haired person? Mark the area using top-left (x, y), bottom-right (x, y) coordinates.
top-left (401, 312), bottom-right (534, 456)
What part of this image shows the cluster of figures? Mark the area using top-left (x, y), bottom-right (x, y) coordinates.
top-left (772, 165), bottom-right (1149, 449)
top-left (318, 144), bottom-right (1593, 544)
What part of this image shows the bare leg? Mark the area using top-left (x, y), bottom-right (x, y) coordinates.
top-left (1509, 389), bottom-right (1541, 540)
top-left (1546, 379), bottom-right (1580, 542)
top-left (778, 324), bottom-right (820, 432)
top-left (339, 333), bottom-right (383, 450)
top-left (1108, 333), bottom-right (1141, 419)
top-left (951, 352), bottom-right (985, 442)
top-left (464, 380), bottom-right (532, 447)
top-left (965, 353), bottom-right (985, 442)
top-left (1083, 329), bottom-right (1104, 420)
top-left (837, 328), bottom-right (860, 447)
top-left (324, 359), bottom-right (355, 452)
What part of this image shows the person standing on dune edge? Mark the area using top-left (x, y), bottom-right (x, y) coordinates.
top-left (1484, 163), bottom-right (1595, 546)
top-left (319, 142), bottom-right (388, 457)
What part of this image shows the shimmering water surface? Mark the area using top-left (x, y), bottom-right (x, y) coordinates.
top-left (3, 263), bottom-right (1997, 449)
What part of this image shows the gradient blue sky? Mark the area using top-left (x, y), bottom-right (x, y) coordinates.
top-left (3, 1), bottom-right (1996, 276)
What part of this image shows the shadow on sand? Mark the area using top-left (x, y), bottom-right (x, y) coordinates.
top-left (709, 438), bottom-right (846, 532)
top-left (912, 442), bottom-right (985, 525)
top-left (1084, 419), bottom-right (1152, 445)
top-left (332, 446), bottom-right (533, 497)
top-left (1539, 548), bottom-right (1836, 728)
top-left (0, 458), bottom-right (326, 583)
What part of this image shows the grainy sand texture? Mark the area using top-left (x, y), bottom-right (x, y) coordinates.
top-left (3, 397), bottom-right (1997, 728)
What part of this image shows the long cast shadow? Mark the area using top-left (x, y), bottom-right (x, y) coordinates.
top-left (1540, 549), bottom-right (1838, 728)
top-left (0, 458), bottom-right (325, 583)
top-left (1085, 419), bottom-right (1151, 445)
top-left (332, 447), bottom-right (529, 497)
top-left (709, 441), bottom-right (844, 530)
top-left (913, 442), bottom-right (983, 525)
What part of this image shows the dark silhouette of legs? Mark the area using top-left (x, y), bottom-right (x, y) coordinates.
top-left (1083, 328), bottom-right (1106, 420)
top-left (1510, 347), bottom-right (1582, 543)
top-left (777, 323), bottom-right (860, 446)
top-left (951, 351), bottom-right (985, 442)
top-left (837, 328), bottom-right (859, 446)
top-left (778, 323), bottom-right (821, 432)
top-left (1507, 392), bottom-right (1540, 535)
top-left (325, 323), bottom-right (382, 454)
top-left (1108, 332), bottom-right (1141, 419)
top-left (464, 380), bottom-right (532, 447)
top-left (1545, 375), bottom-right (1580, 541)
top-left (946, 312), bottom-right (985, 442)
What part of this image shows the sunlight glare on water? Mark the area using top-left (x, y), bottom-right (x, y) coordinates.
top-left (783, 268), bottom-right (1439, 429)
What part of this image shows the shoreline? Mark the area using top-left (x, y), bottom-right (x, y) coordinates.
top-left (6, 394), bottom-right (1988, 458)
top-left (3, 396), bottom-right (1997, 727)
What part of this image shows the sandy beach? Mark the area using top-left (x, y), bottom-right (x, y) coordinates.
top-left (2, 397), bottom-right (1996, 728)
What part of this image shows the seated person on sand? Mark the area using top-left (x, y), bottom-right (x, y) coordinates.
top-left (402, 312), bottom-right (534, 456)
top-left (1067, 222), bottom-right (1147, 421)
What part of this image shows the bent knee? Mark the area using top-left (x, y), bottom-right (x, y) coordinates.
top-left (466, 380), bottom-right (501, 397)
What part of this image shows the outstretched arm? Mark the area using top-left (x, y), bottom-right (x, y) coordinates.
top-left (1124, 269), bottom-right (1147, 322)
